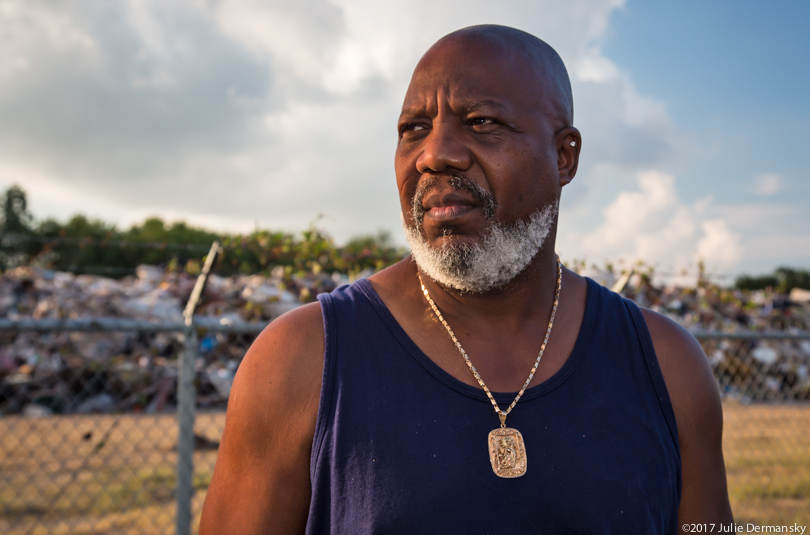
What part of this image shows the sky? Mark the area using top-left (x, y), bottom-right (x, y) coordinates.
top-left (1, 0), bottom-right (808, 281)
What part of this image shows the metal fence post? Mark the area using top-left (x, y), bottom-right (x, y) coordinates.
top-left (176, 325), bottom-right (197, 535)
top-left (176, 241), bottom-right (221, 535)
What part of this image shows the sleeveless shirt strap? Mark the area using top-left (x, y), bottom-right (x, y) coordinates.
top-left (623, 299), bottom-right (682, 461)
top-left (310, 291), bottom-right (339, 481)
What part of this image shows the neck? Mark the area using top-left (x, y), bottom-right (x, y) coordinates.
top-left (416, 247), bottom-right (561, 324)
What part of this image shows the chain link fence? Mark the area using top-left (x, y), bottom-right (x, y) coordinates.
top-left (702, 333), bottom-right (810, 526)
top-left (2, 265), bottom-right (809, 535)
top-left (0, 319), bottom-right (261, 535)
top-left (1, 322), bottom-right (808, 534)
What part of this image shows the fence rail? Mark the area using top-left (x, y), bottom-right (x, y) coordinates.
top-left (0, 317), bottom-right (264, 334)
top-left (4, 317), bottom-right (810, 340)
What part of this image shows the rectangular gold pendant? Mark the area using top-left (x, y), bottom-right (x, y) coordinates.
top-left (488, 427), bottom-right (527, 478)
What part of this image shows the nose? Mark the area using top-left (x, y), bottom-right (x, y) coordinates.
top-left (415, 121), bottom-right (472, 174)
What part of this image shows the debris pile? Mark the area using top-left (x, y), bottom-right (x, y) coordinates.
top-left (0, 265), bottom-right (347, 415)
top-left (1, 266), bottom-right (809, 415)
top-left (659, 282), bottom-right (810, 401)
top-left (587, 267), bottom-right (810, 401)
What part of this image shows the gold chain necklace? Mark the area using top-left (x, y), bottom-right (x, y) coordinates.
top-left (418, 257), bottom-right (562, 478)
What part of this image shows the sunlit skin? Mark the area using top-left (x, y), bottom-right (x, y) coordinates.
top-left (199, 26), bottom-right (732, 535)
top-left (396, 35), bottom-right (576, 257)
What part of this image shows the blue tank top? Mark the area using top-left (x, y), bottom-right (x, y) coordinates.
top-left (308, 277), bottom-right (681, 534)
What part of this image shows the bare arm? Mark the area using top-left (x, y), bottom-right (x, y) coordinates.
top-left (199, 303), bottom-right (325, 535)
top-left (642, 308), bottom-right (734, 525)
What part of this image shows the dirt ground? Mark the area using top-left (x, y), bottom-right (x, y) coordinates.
top-left (0, 405), bottom-right (807, 534)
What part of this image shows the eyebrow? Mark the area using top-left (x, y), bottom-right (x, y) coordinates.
top-left (462, 99), bottom-right (508, 113)
top-left (399, 99), bottom-right (508, 119)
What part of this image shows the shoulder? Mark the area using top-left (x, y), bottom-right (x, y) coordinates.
top-left (639, 307), bottom-right (733, 523)
top-left (639, 307), bottom-right (719, 425)
top-left (220, 300), bottom-right (325, 461)
top-left (233, 301), bottom-right (325, 411)
top-left (200, 302), bottom-right (325, 534)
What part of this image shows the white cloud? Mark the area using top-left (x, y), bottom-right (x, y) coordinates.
top-left (574, 171), bottom-right (741, 273)
top-left (580, 171), bottom-right (679, 251)
top-left (754, 173), bottom-right (782, 196)
top-left (710, 204), bottom-right (809, 272)
top-left (696, 219), bottom-right (741, 267)
top-left (213, 0), bottom-right (345, 82)
top-left (0, 0), bottom-right (694, 268)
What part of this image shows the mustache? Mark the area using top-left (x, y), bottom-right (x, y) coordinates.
top-left (411, 175), bottom-right (497, 227)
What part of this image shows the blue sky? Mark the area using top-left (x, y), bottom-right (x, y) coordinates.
top-left (606, 1), bottom-right (809, 206)
top-left (596, 1), bottom-right (810, 274)
top-left (1, 0), bottom-right (807, 281)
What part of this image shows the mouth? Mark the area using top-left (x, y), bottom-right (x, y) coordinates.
top-left (425, 204), bottom-right (476, 221)
top-left (411, 175), bottom-right (497, 230)
top-left (421, 190), bottom-right (479, 223)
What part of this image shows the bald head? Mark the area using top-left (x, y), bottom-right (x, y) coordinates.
top-left (422, 25), bottom-right (574, 127)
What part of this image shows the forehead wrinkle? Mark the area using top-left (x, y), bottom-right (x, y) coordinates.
top-left (405, 58), bottom-right (557, 131)
top-left (400, 84), bottom-right (448, 118)
top-left (429, 25), bottom-right (574, 127)
top-left (401, 85), bottom-right (512, 120)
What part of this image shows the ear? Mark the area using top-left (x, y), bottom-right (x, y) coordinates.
top-left (555, 126), bottom-right (581, 187)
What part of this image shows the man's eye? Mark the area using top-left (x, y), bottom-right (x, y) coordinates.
top-left (400, 123), bottom-right (427, 135)
top-left (470, 117), bottom-right (496, 127)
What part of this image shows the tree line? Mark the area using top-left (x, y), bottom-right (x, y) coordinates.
top-left (1, 185), bottom-right (808, 291)
top-left (0, 185), bottom-right (405, 278)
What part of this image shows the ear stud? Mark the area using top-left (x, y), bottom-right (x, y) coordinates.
top-left (569, 140), bottom-right (577, 147)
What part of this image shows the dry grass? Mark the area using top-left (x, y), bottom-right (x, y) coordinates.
top-left (722, 403), bottom-right (810, 526)
top-left (0, 413), bottom-right (223, 535)
top-left (0, 405), bottom-right (807, 533)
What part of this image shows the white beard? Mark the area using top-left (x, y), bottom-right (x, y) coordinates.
top-left (402, 200), bottom-right (558, 294)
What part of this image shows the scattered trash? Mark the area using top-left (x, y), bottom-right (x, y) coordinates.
top-left (22, 403), bottom-right (54, 418)
top-left (752, 347), bottom-right (779, 365)
top-left (75, 393), bottom-right (116, 414)
top-left (790, 287), bottom-right (810, 304)
top-left (206, 361), bottom-right (238, 399)
top-left (0, 264), bottom-right (335, 415)
top-left (1, 264), bottom-right (808, 414)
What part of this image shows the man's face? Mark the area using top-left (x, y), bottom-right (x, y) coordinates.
top-left (395, 37), bottom-right (564, 251)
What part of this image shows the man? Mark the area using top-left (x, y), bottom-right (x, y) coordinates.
top-left (201, 25), bottom-right (733, 534)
